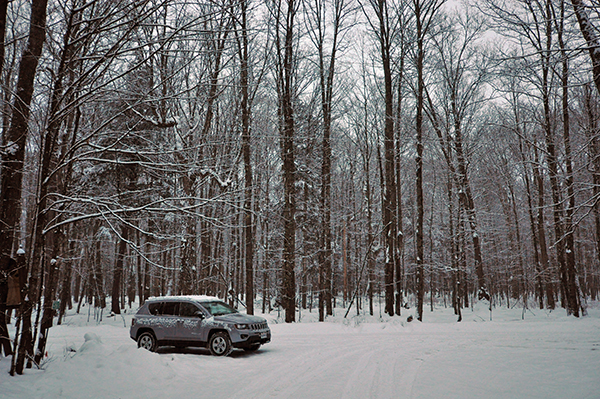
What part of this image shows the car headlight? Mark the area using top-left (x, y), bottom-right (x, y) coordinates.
top-left (235, 324), bottom-right (249, 330)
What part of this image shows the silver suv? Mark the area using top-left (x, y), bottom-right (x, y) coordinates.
top-left (130, 295), bottom-right (271, 356)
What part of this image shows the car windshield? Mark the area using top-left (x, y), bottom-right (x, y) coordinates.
top-left (200, 301), bottom-right (238, 316)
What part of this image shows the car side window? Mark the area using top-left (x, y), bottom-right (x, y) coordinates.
top-left (161, 301), bottom-right (179, 316)
top-left (148, 302), bottom-right (162, 315)
top-left (179, 302), bottom-right (201, 317)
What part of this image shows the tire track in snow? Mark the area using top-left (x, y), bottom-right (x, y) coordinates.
top-left (231, 332), bottom-right (400, 398)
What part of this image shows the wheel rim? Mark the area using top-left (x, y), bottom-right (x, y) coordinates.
top-left (212, 336), bottom-right (227, 354)
top-left (140, 335), bottom-right (153, 350)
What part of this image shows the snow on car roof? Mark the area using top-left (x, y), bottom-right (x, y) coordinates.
top-left (146, 295), bottom-right (222, 302)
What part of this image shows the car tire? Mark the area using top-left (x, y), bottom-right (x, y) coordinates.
top-left (243, 344), bottom-right (260, 352)
top-left (208, 331), bottom-right (232, 356)
top-left (137, 332), bottom-right (157, 352)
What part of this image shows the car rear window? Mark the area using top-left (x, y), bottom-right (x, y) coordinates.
top-left (148, 302), bottom-right (162, 315)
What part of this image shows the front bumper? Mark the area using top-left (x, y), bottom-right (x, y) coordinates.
top-left (231, 329), bottom-right (271, 349)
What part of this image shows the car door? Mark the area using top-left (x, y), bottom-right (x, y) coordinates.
top-left (158, 301), bottom-right (180, 341)
top-left (177, 301), bottom-right (206, 343)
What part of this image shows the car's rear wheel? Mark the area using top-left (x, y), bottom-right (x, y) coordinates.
top-left (208, 332), bottom-right (232, 356)
top-left (137, 332), bottom-right (157, 352)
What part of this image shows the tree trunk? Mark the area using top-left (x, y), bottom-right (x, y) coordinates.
top-left (311, 0), bottom-right (344, 320)
top-left (365, 145), bottom-right (375, 316)
top-left (446, 173), bottom-right (461, 321)
top-left (58, 240), bottom-right (74, 325)
top-left (277, 0), bottom-right (297, 323)
top-left (111, 226), bottom-right (128, 314)
top-left (179, 222), bottom-right (196, 295)
top-left (5, 0), bottom-right (49, 376)
top-left (0, 0), bottom-right (7, 77)
top-left (570, 0), bottom-right (600, 95)
top-left (0, 255), bottom-right (16, 355)
top-left (319, 121), bottom-right (333, 320)
top-left (135, 230), bottom-right (144, 304)
top-left (372, 0), bottom-right (398, 317)
top-left (555, 1), bottom-right (581, 316)
top-left (395, 61), bottom-right (405, 316)
top-left (583, 85), bottom-right (600, 297)
top-left (532, 148), bottom-right (555, 308)
top-left (452, 116), bottom-right (486, 297)
top-left (415, 1), bottom-right (425, 321)
top-left (520, 137), bottom-right (544, 309)
top-left (239, 0), bottom-right (254, 315)
top-left (33, 230), bottom-right (63, 366)
top-left (540, 0), bottom-right (574, 315)
top-left (0, 0), bottom-right (48, 266)
top-left (10, 251), bottom-right (26, 375)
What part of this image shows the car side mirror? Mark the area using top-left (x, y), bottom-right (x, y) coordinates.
top-left (194, 310), bottom-right (204, 319)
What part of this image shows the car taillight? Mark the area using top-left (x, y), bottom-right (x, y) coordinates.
top-left (131, 318), bottom-right (136, 326)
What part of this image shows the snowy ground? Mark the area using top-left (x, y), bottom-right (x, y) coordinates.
top-left (1, 300), bottom-right (599, 399)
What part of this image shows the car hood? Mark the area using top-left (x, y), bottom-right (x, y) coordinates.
top-left (213, 313), bottom-right (267, 324)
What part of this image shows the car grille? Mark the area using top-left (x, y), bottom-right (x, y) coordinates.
top-left (250, 322), bottom-right (268, 330)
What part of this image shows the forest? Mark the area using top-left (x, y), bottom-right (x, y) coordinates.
top-left (1, 0), bottom-right (600, 376)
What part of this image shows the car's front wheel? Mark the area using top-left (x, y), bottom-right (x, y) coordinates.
top-left (208, 331), bottom-right (232, 356)
top-left (137, 332), bottom-right (157, 352)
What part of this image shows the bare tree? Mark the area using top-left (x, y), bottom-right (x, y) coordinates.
top-left (239, 0), bottom-right (255, 314)
top-left (361, 0), bottom-right (401, 316)
top-left (270, 0), bottom-right (298, 322)
top-left (553, 0), bottom-right (582, 316)
top-left (425, 9), bottom-right (490, 313)
top-left (305, 0), bottom-right (353, 320)
top-left (482, 0), bottom-right (584, 316)
top-left (3, 0), bottom-right (49, 376)
top-left (411, 0), bottom-right (446, 321)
